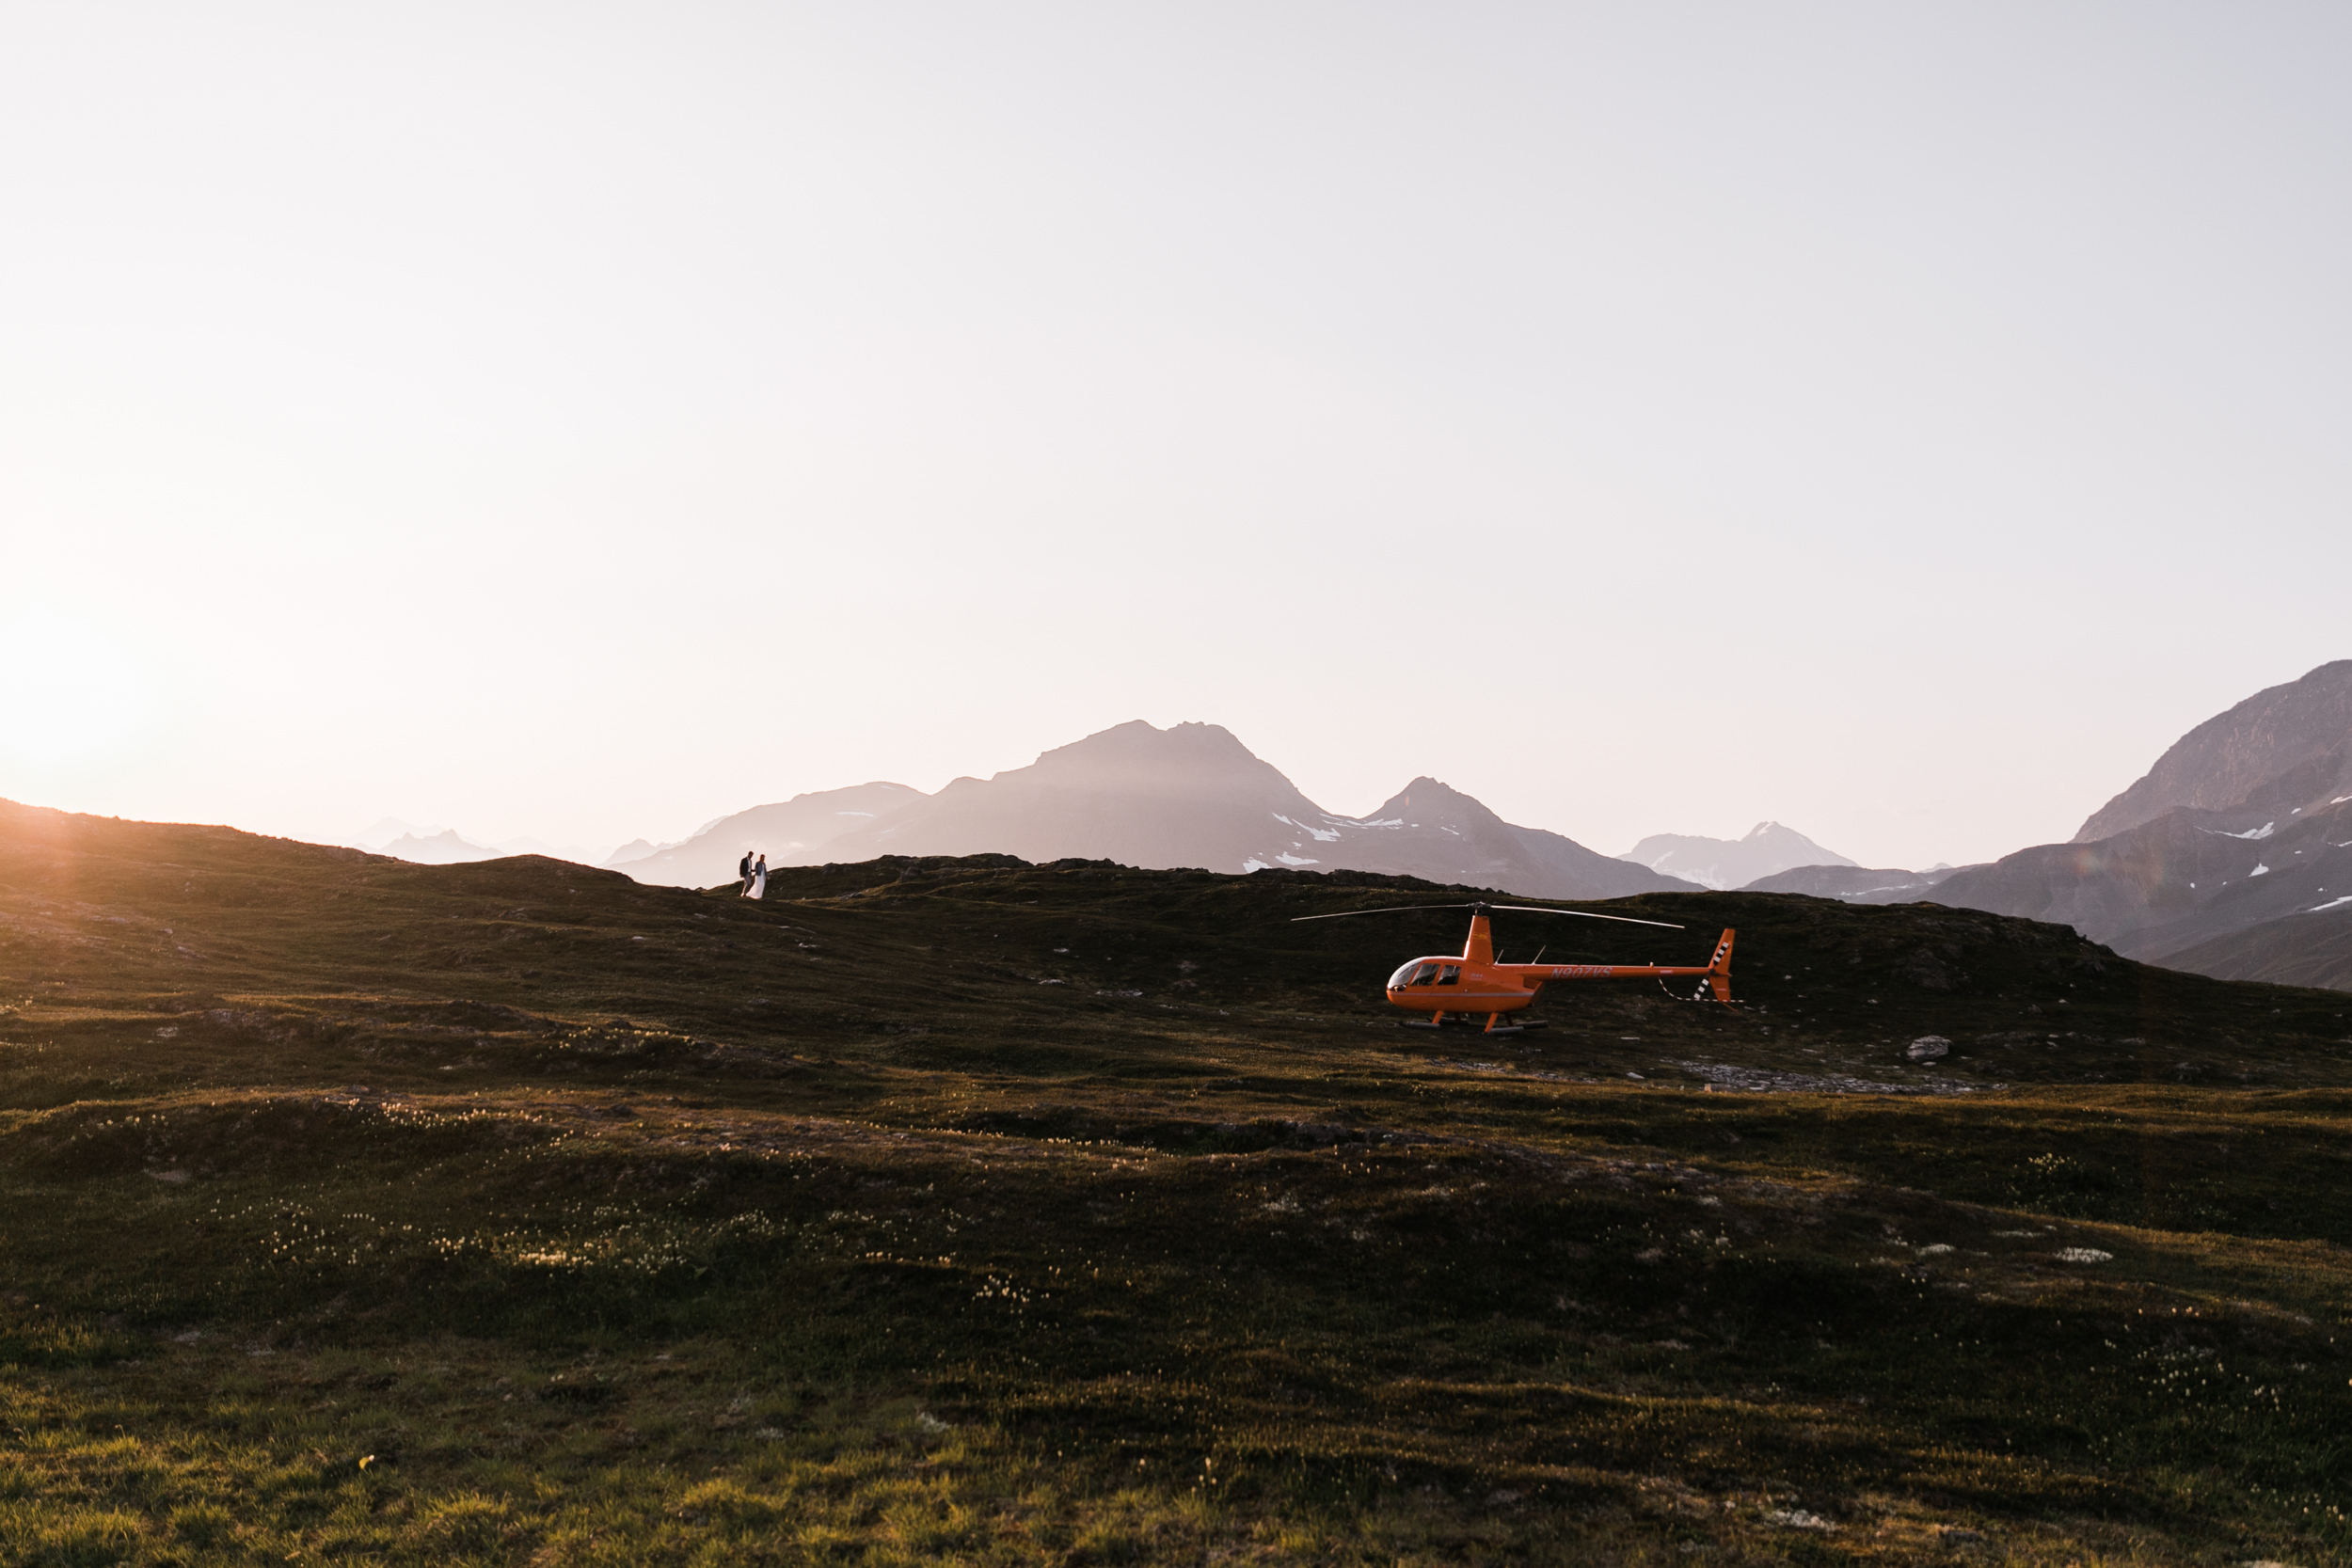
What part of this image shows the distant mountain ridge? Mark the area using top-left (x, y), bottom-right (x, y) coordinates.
top-left (1262, 775), bottom-right (1684, 900)
top-left (1618, 821), bottom-right (1855, 891)
top-left (608, 783), bottom-right (926, 888)
top-left (347, 817), bottom-right (617, 868)
top-left (1926, 659), bottom-right (2352, 989)
top-left (618, 721), bottom-right (1692, 901)
top-left (373, 829), bottom-right (502, 866)
top-left (1931, 794), bottom-right (2352, 963)
top-left (1740, 863), bottom-right (1968, 903)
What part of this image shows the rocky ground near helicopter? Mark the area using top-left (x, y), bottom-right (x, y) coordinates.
top-left (5, 801), bottom-right (2352, 1564)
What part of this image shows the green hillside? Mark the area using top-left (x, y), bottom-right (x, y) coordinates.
top-left (5, 797), bottom-right (2352, 1564)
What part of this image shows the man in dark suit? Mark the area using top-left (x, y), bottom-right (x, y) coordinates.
top-left (738, 850), bottom-right (754, 895)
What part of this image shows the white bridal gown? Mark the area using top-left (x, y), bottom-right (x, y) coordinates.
top-left (744, 867), bottom-right (766, 899)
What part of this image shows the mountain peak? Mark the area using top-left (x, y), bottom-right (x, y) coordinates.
top-left (2075, 658), bottom-right (2352, 843)
top-left (1017, 721), bottom-right (1294, 797)
top-left (1380, 777), bottom-right (1485, 814)
top-left (1616, 821), bottom-right (1857, 891)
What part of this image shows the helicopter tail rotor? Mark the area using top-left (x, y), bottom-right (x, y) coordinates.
top-left (1706, 928), bottom-right (1735, 1003)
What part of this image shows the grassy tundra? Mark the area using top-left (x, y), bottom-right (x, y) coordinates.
top-left (4, 798), bottom-right (2352, 1564)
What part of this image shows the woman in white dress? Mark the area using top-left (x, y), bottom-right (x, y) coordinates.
top-left (743, 852), bottom-right (768, 899)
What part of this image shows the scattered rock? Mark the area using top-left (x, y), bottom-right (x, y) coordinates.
top-left (1765, 1508), bottom-right (1836, 1530)
top-left (1907, 1035), bottom-right (1951, 1061)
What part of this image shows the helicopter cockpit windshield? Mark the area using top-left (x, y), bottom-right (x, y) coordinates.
top-left (1388, 960), bottom-right (1443, 990)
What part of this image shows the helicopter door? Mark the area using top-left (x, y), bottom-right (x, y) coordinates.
top-left (1437, 964), bottom-right (1461, 986)
top-left (1406, 962), bottom-right (1442, 987)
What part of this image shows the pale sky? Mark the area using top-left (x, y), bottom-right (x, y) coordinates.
top-left (4, 2), bottom-right (2348, 869)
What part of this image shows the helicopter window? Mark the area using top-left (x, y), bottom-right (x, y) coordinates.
top-left (1437, 964), bottom-right (1461, 986)
top-left (1388, 961), bottom-right (1423, 990)
top-left (1409, 962), bottom-right (1441, 987)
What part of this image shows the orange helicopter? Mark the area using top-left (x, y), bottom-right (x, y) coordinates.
top-left (1294, 901), bottom-right (1734, 1036)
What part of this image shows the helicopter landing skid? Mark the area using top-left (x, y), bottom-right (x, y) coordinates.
top-left (1399, 1015), bottom-right (1549, 1033)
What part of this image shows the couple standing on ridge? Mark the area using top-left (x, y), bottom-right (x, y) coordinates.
top-left (738, 850), bottom-right (768, 899)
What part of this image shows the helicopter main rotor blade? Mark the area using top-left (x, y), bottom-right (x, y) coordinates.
top-left (1487, 905), bottom-right (1683, 929)
top-left (1289, 901), bottom-right (1682, 930)
top-left (1289, 903), bottom-right (1476, 923)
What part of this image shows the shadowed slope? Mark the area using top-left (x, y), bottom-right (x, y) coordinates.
top-left (2076, 658), bottom-right (2352, 843)
top-left (1741, 863), bottom-right (1967, 901)
top-left (1931, 793), bottom-right (2352, 976)
top-left (2161, 903), bottom-right (2352, 990)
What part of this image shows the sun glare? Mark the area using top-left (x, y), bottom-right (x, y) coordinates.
top-left (0, 610), bottom-right (154, 766)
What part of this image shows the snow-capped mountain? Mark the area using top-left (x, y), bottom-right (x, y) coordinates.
top-left (1617, 821), bottom-right (1856, 891)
